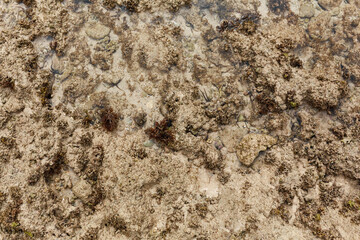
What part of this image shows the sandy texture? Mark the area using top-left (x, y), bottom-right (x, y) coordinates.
top-left (0, 0), bottom-right (360, 239)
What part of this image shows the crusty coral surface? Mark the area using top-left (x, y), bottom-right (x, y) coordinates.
top-left (0, 0), bottom-right (359, 239)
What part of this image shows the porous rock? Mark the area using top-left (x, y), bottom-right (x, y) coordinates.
top-left (85, 22), bottom-right (111, 40)
top-left (299, 3), bottom-right (315, 18)
top-left (318, 0), bottom-right (342, 10)
top-left (236, 133), bottom-right (277, 166)
top-left (72, 179), bottom-right (93, 203)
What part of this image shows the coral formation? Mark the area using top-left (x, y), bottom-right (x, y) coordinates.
top-left (0, 0), bottom-right (359, 239)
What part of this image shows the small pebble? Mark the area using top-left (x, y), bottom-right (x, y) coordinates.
top-left (72, 179), bottom-right (92, 203)
top-left (236, 133), bottom-right (277, 166)
top-left (214, 139), bottom-right (224, 150)
top-left (144, 140), bottom-right (154, 147)
top-left (299, 3), bottom-right (315, 18)
top-left (85, 22), bottom-right (110, 40)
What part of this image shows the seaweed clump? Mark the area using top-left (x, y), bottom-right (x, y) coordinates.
top-left (15, 0), bottom-right (35, 7)
top-left (217, 13), bottom-right (260, 35)
top-left (100, 107), bottom-right (119, 132)
top-left (122, 0), bottom-right (139, 12)
top-left (104, 215), bottom-right (127, 232)
top-left (268, 0), bottom-right (290, 15)
top-left (0, 187), bottom-right (23, 235)
top-left (103, 0), bottom-right (117, 9)
top-left (39, 82), bottom-right (52, 106)
top-left (255, 93), bottom-right (281, 114)
top-left (43, 151), bottom-right (66, 184)
top-left (0, 137), bottom-right (15, 149)
top-left (0, 76), bottom-right (15, 89)
top-left (145, 118), bottom-right (175, 147)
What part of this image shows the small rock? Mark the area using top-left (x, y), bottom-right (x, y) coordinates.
top-left (143, 140), bottom-right (154, 147)
top-left (125, 117), bottom-right (132, 126)
top-left (236, 133), bottom-right (277, 166)
top-left (51, 56), bottom-right (65, 74)
top-left (214, 138), bottom-right (224, 150)
top-left (85, 22), bottom-right (110, 40)
top-left (306, 80), bottom-right (343, 110)
top-left (299, 3), bottom-right (315, 18)
top-left (4, 97), bottom-right (24, 113)
top-left (238, 115), bottom-right (245, 122)
top-left (133, 112), bottom-right (147, 127)
top-left (318, 0), bottom-right (342, 10)
top-left (307, 12), bottom-right (332, 41)
top-left (72, 179), bottom-right (92, 203)
top-left (330, 7), bottom-right (340, 16)
top-left (304, 187), bottom-right (319, 202)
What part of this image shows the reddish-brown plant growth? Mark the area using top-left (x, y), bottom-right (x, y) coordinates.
top-left (0, 76), bottom-right (15, 89)
top-left (145, 118), bottom-right (175, 146)
top-left (217, 13), bottom-right (260, 35)
top-left (100, 107), bottom-right (119, 132)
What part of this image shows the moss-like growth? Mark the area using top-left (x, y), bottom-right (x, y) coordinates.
top-left (84, 145), bottom-right (104, 183)
top-left (43, 111), bottom-right (55, 124)
top-left (104, 215), bottom-right (127, 232)
top-left (122, 0), bottom-right (139, 12)
top-left (24, 231), bottom-right (33, 238)
top-left (285, 90), bottom-right (298, 109)
top-left (15, 0), bottom-right (35, 7)
top-left (217, 13), bottom-right (260, 35)
top-left (0, 187), bottom-right (23, 234)
top-left (43, 151), bottom-right (65, 184)
top-left (82, 111), bottom-right (94, 127)
top-left (80, 133), bottom-right (93, 147)
top-left (27, 170), bottom-right (41, 186)
top-left (283, 70), bottom-right (291, 81)
top-left (121, 39), bottom-right (133, 61)
top-left (80, 228), bottom-right (99, 240)
top-left (87, 186), bottom-right (104, 208)
top-left (0, 191), bottom-right (6, 206)
top-left (25, 56), bottom-right (38, 74)
top-left (137, 48), bottom-right (149, 69)
top-left (57, 120), bottom-right (69, 131)
top-left (130, 145), bottom-right (148, 159)
top-left (39, 82), bottom-right (52, 106)
top-left (289, 56), bottom-right (303, 68)
top-left (289, 101), bottom-right (298, 108)
top-left (103, 0), bottom-right (117, 9)
top-left (195, 203), bottom-right (208, 218)
top-left (255, 93), bottom-right (281, 114)
top-left (270, 204), bottom-right (290, 222)
top-left (0, 137), bottom-right (15, 148)
top-left (344, 199), bottom-right (360, 211)
top-left (268, 0), bottom-right (290, 15)
top-left (203, 150), bottom-right (224, 171)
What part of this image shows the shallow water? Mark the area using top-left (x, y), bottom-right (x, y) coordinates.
top-left (0, 0), bottom-right (359, 239)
